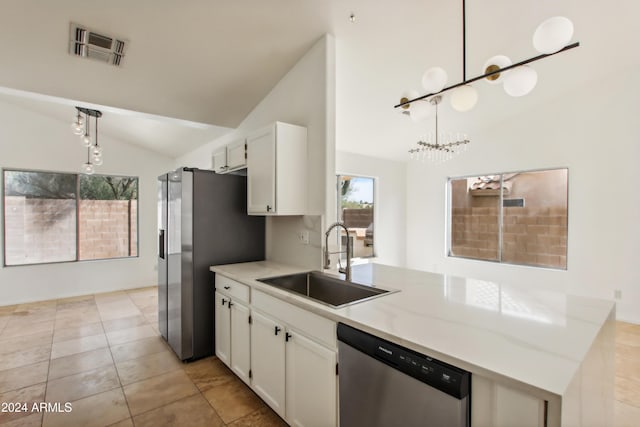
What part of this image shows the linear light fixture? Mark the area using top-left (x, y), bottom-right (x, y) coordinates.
top-left (395, 0), bottom-right (580, 113)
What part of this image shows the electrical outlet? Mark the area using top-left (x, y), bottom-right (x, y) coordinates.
top-left (297, 230), bottom-right (310, 245)
top-left (614, 289), bottom-right (622, 300)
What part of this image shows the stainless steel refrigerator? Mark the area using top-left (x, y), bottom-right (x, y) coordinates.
top-left (158, 167), bottom-right (265, 361)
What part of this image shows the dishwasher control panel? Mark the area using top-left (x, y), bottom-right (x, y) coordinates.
top-left (338, 323), bottom-right (470, 399)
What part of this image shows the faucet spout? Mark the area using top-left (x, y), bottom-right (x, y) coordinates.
top-left (324, 221), bottom-right (352, 281)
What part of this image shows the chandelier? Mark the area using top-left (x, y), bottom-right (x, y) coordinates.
top-left (396, 0), bottom-right (579, 126)
top-left (409, 96), bottom-right (470, 162)
top-left (71, 107), bottom-right (103, 175)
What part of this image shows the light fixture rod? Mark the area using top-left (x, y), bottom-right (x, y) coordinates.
top-left (462, 0), bottom-right (467, 82)
top-left (435, 97), bottom-right (439, 145)
top-left (394, 41), bottom-right (580, 109)
top-left (95, 113), bottom-right (99, 147)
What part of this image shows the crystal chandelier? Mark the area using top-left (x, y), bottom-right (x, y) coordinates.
top-left (409, 96), bottom-right (470, 162)
top-left (71, 107), bottom-right (103, 175)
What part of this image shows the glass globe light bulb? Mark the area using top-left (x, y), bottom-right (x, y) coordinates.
top-left (398, 90), bottom-right (419, 114)
top-left (503, 66), bottom-right (538, 97)
top-left (93, 155), bottom-right (103, 166)
top-left (450, 85), bottom-right (478, 112)
top-left (421, 67), bottom-right (448, 93)
top-left (81, 162), bottom-right (94, 175)
top-left (533, 16), bottom-right (574, 54)
top-left (482, 55), bottom-right (512, 84)
top-left (71, 122), bottom-right (84, 135)
top-left (81, 134), bottom-right (91, 147)
top-left (409, 100), bottom-right (433, 122)
top-left (92, 145), bottom-right (103, 156)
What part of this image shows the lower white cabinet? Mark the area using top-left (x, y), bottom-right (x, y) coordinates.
top-left (215, 276), bottom-right (337, 426)
top-left (472, 375), bottom-right (547, 427)
top-left (214, 291), bottom-right (231, 365)
top-left (214, 290), bottom-right (251, 385)
top-left (250, 310), bottom-right (286, 418)
top-left (230, 301), bottom-right (251, 382)
top-left (285, 329), bottom-right (337, 427)
top-left (250, 308), bottom-right (337, 427)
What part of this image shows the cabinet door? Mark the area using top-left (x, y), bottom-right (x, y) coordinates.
top-left (230, 301), bottom-right (251, 384)
top-left (214, 291), bottom-right (231, 366)
top-left (247, 126), bottom-right (276, 214)
top-left (212, 147), bottom-right (227, 173)
top-left (227, 138), bottom-right (247, 170)
top-left (250, 310), bottom-right (286, 418)
top-left (494, 384), bottom-right (546, 427)
top-left (285, 330), bottom-right (337, 427)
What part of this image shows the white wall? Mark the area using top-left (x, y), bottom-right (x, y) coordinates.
top-left (336, 151), bottom-right (407, 267)
top-left (0, 100), bottom-right (174, 305)
top-left (405, 66), bottom-right (640, 324)
top-left (176, 34), bottom-right (336, 270)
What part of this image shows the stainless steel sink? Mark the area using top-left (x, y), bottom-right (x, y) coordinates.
top-left (257, 271), bottom-right (395, 308)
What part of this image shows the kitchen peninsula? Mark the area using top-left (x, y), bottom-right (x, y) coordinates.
top-left (211, 261), bottom-right (615, 427)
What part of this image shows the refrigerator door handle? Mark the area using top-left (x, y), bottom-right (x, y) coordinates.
top-left (159, 229), bottom-right (165, 259)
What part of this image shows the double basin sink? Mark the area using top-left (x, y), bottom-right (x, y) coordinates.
top-left (257, 270), bottom-right (395, 308)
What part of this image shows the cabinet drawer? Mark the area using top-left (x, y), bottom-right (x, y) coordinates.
top-left (252, 289), bottom-right (336, 350)
top-left (216, 275), bottom-right (250, 303)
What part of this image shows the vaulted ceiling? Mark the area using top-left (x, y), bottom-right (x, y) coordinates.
top-left (1, 0), bottom-right (638, 160)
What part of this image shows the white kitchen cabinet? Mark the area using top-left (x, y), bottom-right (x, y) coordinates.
top-left (247, 121), bottom-right (307, 215)
top-left (215, 276), bottom-right (251, 385)
top-left (472, 375), bottom-right (547, 427)
top-left (212, 139), bottom-right (247, 174)
top-left (250, 310), bottom-right (286, 418)
top-left (212, 147), bottom-right (227, 174)
top-left (250, 290), bottom-right (337, 427)
top-left (285, 329), bottom-right (337, 427)
top-left (226, 138), bottom-right (247, 170)
top-left (214, 291), bottom-right (231, 365)
top-left (229, 300), bottom-right (251, 382)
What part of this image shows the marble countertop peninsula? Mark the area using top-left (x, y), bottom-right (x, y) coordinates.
top-left (210, 260), bottom-right (615, 401)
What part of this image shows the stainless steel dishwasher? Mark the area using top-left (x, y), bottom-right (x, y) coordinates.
top-left (338, 323), bottom-right (471, 427)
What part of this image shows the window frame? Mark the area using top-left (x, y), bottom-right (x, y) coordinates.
top-left (2, 167), bottom-right (139, 267)
top-left (336, 173), bottom-right (377, 260)
top-left (446, 167), bottom-right (568, 270)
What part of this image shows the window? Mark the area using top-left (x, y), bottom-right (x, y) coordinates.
top-left (337, 175), bottom-right (375, 258)
top-left (3, 169), bottom-right (138, 266)
top-left (448, 168), bottom-right (567, 269)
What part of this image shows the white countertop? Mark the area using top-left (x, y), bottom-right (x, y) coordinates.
top-left (210, 260), bottom-right (615, 399)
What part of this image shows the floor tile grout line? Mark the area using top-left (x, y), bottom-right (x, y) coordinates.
top-left (100, 295), bottom-right (135, 427)
top-left (40, 298), bottom-right (58, 426)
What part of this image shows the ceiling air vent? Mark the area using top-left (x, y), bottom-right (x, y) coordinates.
top-left (69, 23), bottom-right (128, 67)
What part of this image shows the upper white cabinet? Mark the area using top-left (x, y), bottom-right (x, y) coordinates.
top-left (212, 147), bottom-right (228, 174)
top-left (211, 138), bottom-right (247, 174)
top-left (227, 138), bottom-right (247, 171)
top-left (247, 122), bottom-right (307, 215)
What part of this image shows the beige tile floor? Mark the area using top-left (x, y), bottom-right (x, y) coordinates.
top-left (0, 288), bottom-right (286, 427)
top-left (0, 287), bottom-right (638, 426)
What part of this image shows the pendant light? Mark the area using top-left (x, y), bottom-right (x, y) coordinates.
top-left (71, 107), bottom-right (103, 174)
top-left (396, 0), bottom-right (580, 112)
